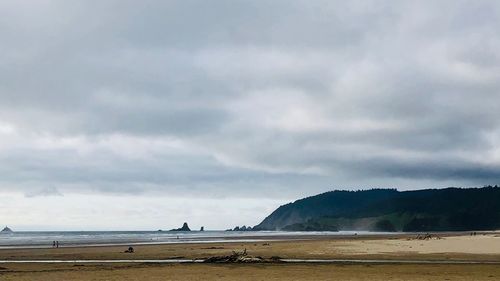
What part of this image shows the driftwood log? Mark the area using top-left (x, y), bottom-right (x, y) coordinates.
top-left (203, 249), bottom-right (281, 263)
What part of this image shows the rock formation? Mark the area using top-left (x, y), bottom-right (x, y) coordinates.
top-left (1, 226), bottom-right (13, 233)
top-left (170, 222), bottom-right (191, 231)
top-left (226, 225), bottom-right (253, 231)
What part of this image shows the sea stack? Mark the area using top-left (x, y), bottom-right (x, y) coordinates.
top-left (170, 222), bottom-right (191, 231)
top-left (1, 226), bottom-right (13, 233)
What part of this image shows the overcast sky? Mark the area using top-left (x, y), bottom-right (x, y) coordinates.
top-left (1, 0), bottom-right (500, 230)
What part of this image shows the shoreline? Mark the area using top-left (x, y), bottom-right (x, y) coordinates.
top-left (1, 232), bottom-right (499, 261)
top-left (1, 233), bottom-right (499, 280)
top-left (0, 230), bottom-right (491, 250)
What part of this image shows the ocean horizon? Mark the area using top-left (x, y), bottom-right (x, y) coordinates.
top-left (0, 230), bottom-right (393, 249)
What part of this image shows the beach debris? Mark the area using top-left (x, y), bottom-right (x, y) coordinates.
top-left (124, 246), bottom-right (135, 253)
top-left (203, 249), bottom-right (281, 263)
top-left (270, 256), bottom-right (283, 261)
top-left (408, 233), bottom-right (443, 240)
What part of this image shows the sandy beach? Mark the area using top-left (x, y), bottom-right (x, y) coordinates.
top-left (2, 263), bottom-right (500, 281)
top-left (0, 232), bottom-right (499, 280)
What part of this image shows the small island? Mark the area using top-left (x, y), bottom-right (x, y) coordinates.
top-left (226, 225), bottom-right (254, 231)
top-left (170, 222), bottom-right (191, 231)
top-left (1, 226), bottom-right (13, 233)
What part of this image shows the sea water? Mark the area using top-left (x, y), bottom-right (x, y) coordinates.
top-left (0, 230), bottom-right (383, 249)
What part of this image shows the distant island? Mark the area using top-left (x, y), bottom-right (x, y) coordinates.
top-left (1, 226), bottom-right (13, 233)
top-left (170, 222), bottom-right (191, 231)
top-left (226, 225), bottom-right (253, 231)
top-left (254, 186), bottom-right (500, 232)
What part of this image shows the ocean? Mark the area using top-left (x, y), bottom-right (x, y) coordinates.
top-left (0, 230), bottom-right (383, 249)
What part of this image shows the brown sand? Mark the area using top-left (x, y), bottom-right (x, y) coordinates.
top-left (1, 233), bottom-right (499, 261)
top-left (1, 233), bottom-right (499, 280)
top-left (339, 233), bottom-right (500, 256)
top-left (1, 263), bottom-right (499, 281)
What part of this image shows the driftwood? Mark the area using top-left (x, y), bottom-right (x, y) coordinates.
top-left (124, 247), bottom-right (135, 253)
top-left (203, 249), bottom-right (281, 263)
top-left (408, 233), bottom-right (443, 240)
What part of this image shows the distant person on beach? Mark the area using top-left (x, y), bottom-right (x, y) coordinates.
top-left (53, 241), bottom-right (56, 248)
top-left (56, 241), bottom-right (59, 248)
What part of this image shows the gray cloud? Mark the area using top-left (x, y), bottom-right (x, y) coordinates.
top-left (1, 0), bottom-right (500, 203)
top-left (24, 186), bottom-right (63, 198)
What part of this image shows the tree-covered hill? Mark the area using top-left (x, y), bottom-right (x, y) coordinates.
top-left (254, 186), bottom-right (500, 231)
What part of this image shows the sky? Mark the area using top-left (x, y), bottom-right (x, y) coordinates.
top-left (1, 0), bottom-right (500, 230)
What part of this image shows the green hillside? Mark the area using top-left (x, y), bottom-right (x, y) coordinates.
top-left (254, 186), bottom-right (500, 231)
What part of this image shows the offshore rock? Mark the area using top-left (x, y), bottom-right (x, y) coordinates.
top-left (1, 226), bottom-right (13, 233)
top-left (170, 222), bottom-right (191, 231)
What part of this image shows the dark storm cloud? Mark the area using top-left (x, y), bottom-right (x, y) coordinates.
top-left (0, 0), bottom-right (500, 199)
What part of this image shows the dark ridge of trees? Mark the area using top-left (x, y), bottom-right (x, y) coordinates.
top-left (255, 186), bottom-right (500, 231)
top-left (374, 219), bottom-right (397, 232)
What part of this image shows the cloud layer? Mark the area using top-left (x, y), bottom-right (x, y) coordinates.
top-left (0, 0), bottom-right (499, 229)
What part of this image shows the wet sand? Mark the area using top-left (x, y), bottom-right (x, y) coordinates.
top-left (2, 263), bottom-right (500, 281)
top-left (0, 233), bottom-right (499, 280)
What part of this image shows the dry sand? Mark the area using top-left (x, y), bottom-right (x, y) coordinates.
top-left (334, 233), bottom-right (500, 256)
top-left (0, 233), bottom-right (499, 280)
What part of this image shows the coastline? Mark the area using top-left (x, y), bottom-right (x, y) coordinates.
top-left (1, 232), bottom-right (499, 261)
top-left (0, 230), bottom-right (389, 249)
top-left (0, 230), bottom-right (492, 249)
top-left (1, 233), bottom-right (499, 281)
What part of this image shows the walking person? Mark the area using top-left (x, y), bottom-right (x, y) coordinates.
top-left (56, 241), bottom-right (59, 248)
top-left (52, 241), bottom-right (56, 248)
